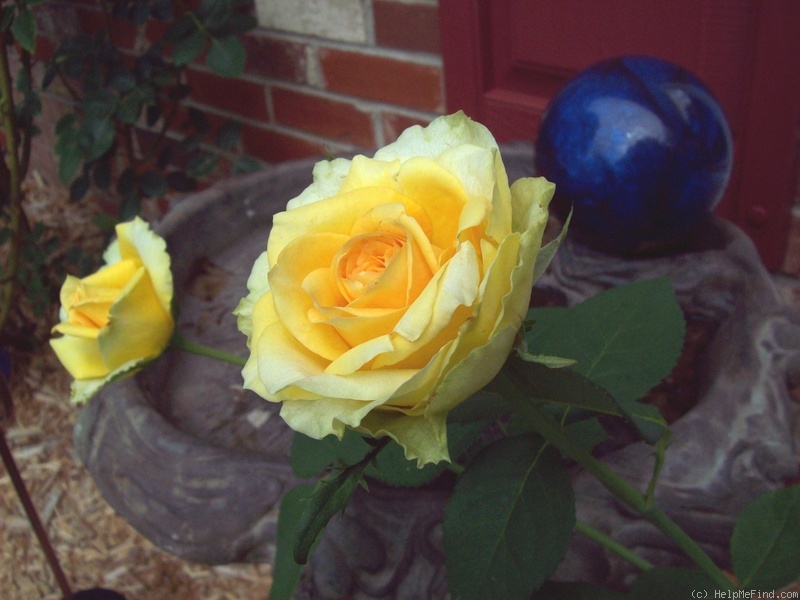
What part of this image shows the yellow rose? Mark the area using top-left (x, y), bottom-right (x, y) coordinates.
top-left (50, 217), bottom-right (174, 404)
top-left (235, 112), bottom-right (553, 465)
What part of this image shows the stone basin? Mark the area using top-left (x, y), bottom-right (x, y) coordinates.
top-left (74, 144), bottom-right (800, 596)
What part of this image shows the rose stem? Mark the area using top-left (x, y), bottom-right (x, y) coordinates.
top-left (574, 520), bottom-right (654, 572)
top-left (494, 369), bottom-right (734, 591)
top-left (0, 426), bottom-right (74, 598)
top-left (170, 331), bottom-right (247, 367)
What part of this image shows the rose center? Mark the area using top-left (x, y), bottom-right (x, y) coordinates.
top-left (336, 232), bottom-right (405, 302)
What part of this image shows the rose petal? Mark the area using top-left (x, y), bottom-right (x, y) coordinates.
top-left (98, 267), bottom-right (173, 371)
top-left (374, 111), bottom-right (500, 163)
top-left (114, 217), bottom-right (173, 314)
top-left (50, 333), bottom-right (108, 380)
top-left (269, 233), bottom-right (351, 360)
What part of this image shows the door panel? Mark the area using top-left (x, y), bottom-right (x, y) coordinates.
top-left (440, 0), bottom-right (800, 269)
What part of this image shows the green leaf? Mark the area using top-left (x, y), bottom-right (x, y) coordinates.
top-left (505, 359), bottom-right (620, 418)
top-left (731, 485), bottom-right (800, 591)
top-left (525, 278), bottom-right (684, 443)
top-left (196, 0), bottom-right (230, 25)
top-left (1, 7), bottom-right (14, 31)
top-left (367, 418), bottom-right (489, 488)
top-left (628, 567), bottom-right (721, 599)
top-left (78, 117), bottom-right (115, 162)
top-left (292, 417), bottom-right (492, 490)
top-left (69, 174), bottom-right (90, 202)
top-left (208, 12), bottom-right (257, 37)
top-left (11, 8), bottom-right (36, 53)
top-left (532, 208), bottom-right (571, 284)
top-left (172, 29), bottom-right (207, 66)
top-left (56, 113), bottom-right (77, 136)
top-left (290, 430), bottom-right (370, 479)
top-left (215, 120), bottom-right (241, 150)
top-left (81, 89), bottom-right (118, 117)
top-left (187, 151), bottom-right (218, 178)
top-left (232, 155), bottom-right (263, 175)
top-left (139, 170), bottom-right (167, 198)
top-left (444, 435), bottom-right (575, 600)
top-left (563, 417), bottom-right (608, 451)
top-left (518, 352), bottom-right (578, 369)
top-left (58, 145), bottom-right (82, 184)
top-left (164, 14), bottom-right (195, 43)
top-left (293, 456), bottom-right (371, 564)
top-left (206, 36), bottom-right (246, 76)
top-left (269, 484), bottom-right (316, 600)
top-left (447, 390), bottom-right (513, 425)
top-left (108, 65), bottom-right (136, 93)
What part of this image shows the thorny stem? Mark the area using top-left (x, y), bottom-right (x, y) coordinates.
top-left (1, 426), bottom-right (74, 598)
top-left (495, 366), bottom-right (735, 591)
top-left (0, 25), bottom-right (25, 340)
top-left (574, 520), bottom-right (654, 573)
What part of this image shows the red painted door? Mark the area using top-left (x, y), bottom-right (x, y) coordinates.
top-left (440, 0), bottom-right (800, 269)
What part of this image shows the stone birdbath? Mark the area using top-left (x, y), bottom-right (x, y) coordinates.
top-left (73, 144), bottom-right (800, 597)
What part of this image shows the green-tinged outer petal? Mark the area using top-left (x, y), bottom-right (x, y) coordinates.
top-left (114, 216), bottom-right (174, 314)
top-left (98, 267), bottom-right (174, 371)
top-left (236, 112), bottom-right (556, 465)
top-left (373, 111), bottom-right (499, 163)
top-left (51, 217), bottom-right (175, 405)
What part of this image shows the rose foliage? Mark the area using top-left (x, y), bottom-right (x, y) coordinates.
top-left (236, 112), bottom-right (554, 465)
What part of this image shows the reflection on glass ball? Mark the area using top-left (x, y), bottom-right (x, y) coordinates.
top-left (534, 55), bottom-right (733, 255)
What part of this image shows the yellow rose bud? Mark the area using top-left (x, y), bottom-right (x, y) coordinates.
top-left (235, 112), bottom-right (554, 465)
top-left (50, 217), bottom-right (174, 404)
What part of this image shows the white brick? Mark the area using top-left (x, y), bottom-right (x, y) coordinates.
top-left (254, 0), bottom-right (367, 43)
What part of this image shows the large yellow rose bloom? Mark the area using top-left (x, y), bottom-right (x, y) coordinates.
top-left (236, 112), bottom-right (554, 465)
top-left (50, 217), bottom-right (174, 404)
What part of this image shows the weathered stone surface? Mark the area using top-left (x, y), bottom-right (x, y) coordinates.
top-left (74, 145), bottom-right (800, 594)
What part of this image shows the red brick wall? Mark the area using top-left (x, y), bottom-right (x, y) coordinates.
top-left (28, 0), bottom-right (445, 186)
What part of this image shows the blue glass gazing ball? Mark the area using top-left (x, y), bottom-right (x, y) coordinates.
top-left (534, 56), bottom-right (733, 255)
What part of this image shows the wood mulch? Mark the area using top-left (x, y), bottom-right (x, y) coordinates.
top-left (1, 174), bottom-right (272, 599)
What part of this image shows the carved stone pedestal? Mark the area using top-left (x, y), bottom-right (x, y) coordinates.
top-left (74, 145), bottom-right (800, 596)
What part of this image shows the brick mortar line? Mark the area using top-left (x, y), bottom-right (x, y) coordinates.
top-left (247, 28), bottom-right (443, 66)
top-left (265, 79), bottom-right (442, 122)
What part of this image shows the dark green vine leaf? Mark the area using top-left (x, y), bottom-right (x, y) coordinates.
top-left (215, 121), bottom-right (242, 150)
top-left (11, 8), bottom-right (36, 53)
top-left (187, 151), bottom-right (219, 178)
top-left (444, 435), bottom-right (575, 600)
top-left (196, 0), bottom-right (231, 26)
top-left (78, 117), bottom-right (115, 162)
top-left (731, 485), bottom-right (800, 591)
top-left (1, 7), bottom-right (14, 31)
top-left (232, 155), bottom-right (263, 175)
top-left (210, 12), bottom-right (258, 37)
top-left (269, 483), bottom-right (316, 600)
top-left (206, 36), bottom-right (246, 76)
top-left (139, 170), bottom-right (167, 198)
top-left (69, 174), bottom-right (90, 203)
top-left (172, 30), bottom-right (207, 66)
top-left (525, 278), bottom-right (684, 443)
